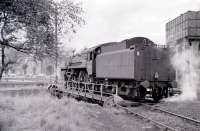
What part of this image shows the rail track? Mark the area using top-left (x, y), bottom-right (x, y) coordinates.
top-left (116, 104), bottom-right (177, 131)
top-left (116, 102), bottom-right (200, 131)
top-left (142, 103), bottom-right (200, 127)
top-left (115, 102), bottom-right (200, 131)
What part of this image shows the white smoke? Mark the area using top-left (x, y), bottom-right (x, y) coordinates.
top-left (169, 41), bottom-right (200, 101)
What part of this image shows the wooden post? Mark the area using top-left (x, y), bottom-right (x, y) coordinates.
top-left (84, 83), bottom-right (86, 97)
top-left (71, 81), bottom-right (74, 94)
top-left (115, 85), bottom-right (118, 96)
top-left (100, 84), bottom-right (103, 100)
top-left (55, 4), bottom-right (58, 84)
top-left (66, 81), bottom-right (68, 89)
top-left (92, 83), bottom-right (94, 99)
top-left (77, 82), bottom-right (79, 95)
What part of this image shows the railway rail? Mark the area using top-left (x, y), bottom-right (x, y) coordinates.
top-left (121, 103), bottom-right (200, 130)
top-left (116, 104), bottom-right (177, 131)
top-left (116, 103), bottom-right (200, 130)
top-left (142, 103), bottom-right (200, 127)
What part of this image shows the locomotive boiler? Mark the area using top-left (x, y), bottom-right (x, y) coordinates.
top-left (62, 37), bottom-right (176, 102)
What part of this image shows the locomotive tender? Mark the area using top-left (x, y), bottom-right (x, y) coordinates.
top-left (62, 37), bottom-right (176, 102)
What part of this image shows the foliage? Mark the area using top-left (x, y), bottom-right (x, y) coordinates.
top-left (0, 0), bottom-right (84, 79)
top-left (56, 0), bottom-right (85, 35)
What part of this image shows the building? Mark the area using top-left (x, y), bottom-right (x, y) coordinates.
top-left (0, 46), bottom-right (72, 81)
top-left (1, 55), bottom-right (58, 81)
top-left (166, 11), bottom-right (200, 81)
top-left (166, 11), bottom-right (200, 48)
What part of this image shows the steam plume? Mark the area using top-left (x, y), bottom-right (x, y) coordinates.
top-left (169, 41), bottom-right (200, 101)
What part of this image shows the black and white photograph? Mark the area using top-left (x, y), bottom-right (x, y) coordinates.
top-left (0, 0), bottom-right (200, 130)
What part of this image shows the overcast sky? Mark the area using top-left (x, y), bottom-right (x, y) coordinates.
top-left (61, 0), bottom-right (200, 51)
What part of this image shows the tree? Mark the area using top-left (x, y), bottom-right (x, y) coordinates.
top-left (0, 0), bottom-right (84, 80)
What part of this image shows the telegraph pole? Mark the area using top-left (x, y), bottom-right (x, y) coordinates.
top-left (55, 4), bottom-right (58, 84)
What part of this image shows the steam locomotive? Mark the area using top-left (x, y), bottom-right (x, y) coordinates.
top-left (61, 37), bottom-right (176, 102)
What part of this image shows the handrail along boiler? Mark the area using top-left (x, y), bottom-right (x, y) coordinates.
top-left (61, 37), bottom-right (176, 102)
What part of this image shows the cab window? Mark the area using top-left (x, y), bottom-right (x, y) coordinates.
top-left (90, 52), bottom-right (93, 60)
top-left (88, 52), bottom-right (93, 60)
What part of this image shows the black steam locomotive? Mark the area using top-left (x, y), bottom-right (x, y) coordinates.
top-left (61, 37), bottom-right (176, 102)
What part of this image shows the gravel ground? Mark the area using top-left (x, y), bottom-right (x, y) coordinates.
top-left (156, 100), bottom-right (200, 121)
top-left (0, 90), bottom-right (152, 131)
